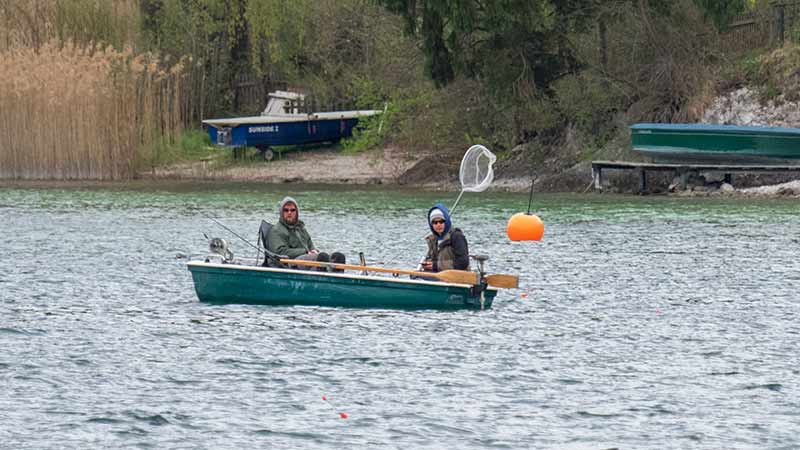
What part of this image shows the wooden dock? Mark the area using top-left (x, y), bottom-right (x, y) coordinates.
top-left (591, 160), bottom-right (800, 193)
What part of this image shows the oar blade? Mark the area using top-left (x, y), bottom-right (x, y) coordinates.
top-left (485, 274), bottom-right (518, 289)
top-left (437, 270), bottom-right (480, 285)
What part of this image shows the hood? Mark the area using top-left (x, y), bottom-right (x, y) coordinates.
top-left (277, 196), bottom-right (299, 215)
top-left (427, 202), bottom-right (452, 236)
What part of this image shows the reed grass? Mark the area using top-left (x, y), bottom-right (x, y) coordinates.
top-left (0, 0), bottom-right (139, 52)
top-left (0, 40), bottom-right (184, 179)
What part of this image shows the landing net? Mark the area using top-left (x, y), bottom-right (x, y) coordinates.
top-left (460, 145), bottom-right (496, 192)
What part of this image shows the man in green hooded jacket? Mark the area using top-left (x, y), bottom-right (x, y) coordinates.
top-left (265, 196), bottom-right (345, 269)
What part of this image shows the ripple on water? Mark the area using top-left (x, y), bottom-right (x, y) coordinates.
top-left (2, 188), bottom-right (800, 449)
top-left (742, 383), bottom-right (784, 392)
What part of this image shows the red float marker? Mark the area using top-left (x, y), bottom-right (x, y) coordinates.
top-left (322, 394), bottom-right (348, 419)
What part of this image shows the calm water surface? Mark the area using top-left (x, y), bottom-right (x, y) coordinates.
top-left (1, 183), bottom-right (799, 449)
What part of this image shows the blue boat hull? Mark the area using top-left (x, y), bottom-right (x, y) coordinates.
top-left (207, 117), bottom-right (361, 149)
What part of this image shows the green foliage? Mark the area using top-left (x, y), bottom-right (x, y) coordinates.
top-left (591, 0), bottom-right (724, 124)
top-left (340, 77), bottom-right (392, 153)
top-left (377, 0), bottom-right (595, 97)
top-left (52, 0), bottom-right (138, 49)
top-left (217, 147), bottom-right (263, 166)
top-left (1, 0), bottom-right (140, 50)
top-left (377, 79), bottom-right (522, 155)
top-left (136, 0), bottom-right (430, 144)
top-left (138, 129), bottom-right (215, 167)
top-left (716, 49), bottom-right (765, 93)
top-left (693, 0), bottom-right (748, 31)
top-left (341, 108), bottom-right (391, 154)
top-left (375, 87), bottom-right (457, 152)
top-left (246, 0), bottom-right (310, 79)
top-left (14, 0), bottom-right (772, 179)
top-left (755, 44), bottom-right (800, 102)
top-left (178, 129), bottom-right (217, 160)
top-left (140, 0), bottom-right (252, 116)
top-left (739, 53), bottom-right (765, 82)
top-left (140, 0), bottom-right (228, 55)
top-left (552, 72), bottom-right (625, 145)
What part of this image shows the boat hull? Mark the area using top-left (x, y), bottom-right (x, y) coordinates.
top-left (631, 123), bottom-right (800, 164)
top-left (187, 262), bottom-right (496, 310)
top-left (205, 117), bottom-right (363, 148)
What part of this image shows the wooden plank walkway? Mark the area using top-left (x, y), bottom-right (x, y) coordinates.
top-left (591, 160), bottom-right (800, 193)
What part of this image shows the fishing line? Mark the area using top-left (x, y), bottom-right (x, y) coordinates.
top-left (526, 175), bottom-right (537, 214)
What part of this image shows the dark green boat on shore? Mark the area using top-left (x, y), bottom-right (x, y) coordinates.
top-left (631, 123), bottom-right (800, 163)
top-left (187, 261), bottom-right (497, 310)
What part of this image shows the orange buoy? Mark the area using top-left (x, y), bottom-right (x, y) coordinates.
top-left (507, 213), bottom-right (544, 241)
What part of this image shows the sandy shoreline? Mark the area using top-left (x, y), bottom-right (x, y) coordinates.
top-left (141, 146), bottom-right (540, 192)
top-left (3, 146), bottom-right (799, 196)
top-left (147, 147), bottom-right (414, 185)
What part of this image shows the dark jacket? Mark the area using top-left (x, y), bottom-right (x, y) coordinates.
top-left (425, 203), bottom-right (469, 271)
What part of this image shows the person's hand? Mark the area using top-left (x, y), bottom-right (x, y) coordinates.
top-left (308, 249), bottom-right (319, 255)
top-left (421, 260), bottom-right (433, 271)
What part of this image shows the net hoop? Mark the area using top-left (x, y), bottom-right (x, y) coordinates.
top-left (459, 145), bottom-right (496, 193)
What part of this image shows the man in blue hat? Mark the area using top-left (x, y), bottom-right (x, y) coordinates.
top-left (421, 203), bottom-right (469, 272)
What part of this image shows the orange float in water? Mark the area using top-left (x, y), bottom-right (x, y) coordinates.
top-left (507, 213), bottom-right (544, 241)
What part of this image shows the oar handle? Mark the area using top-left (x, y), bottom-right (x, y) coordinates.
top-left (279, 259), bottom-right (516, 288)
top-left (280, 258), bottom-right (427, 277)
top-left (279, 259), bottom-right (479, 285)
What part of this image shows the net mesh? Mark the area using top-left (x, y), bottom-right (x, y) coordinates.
top-left (459, 145), bottom-right (496, 192)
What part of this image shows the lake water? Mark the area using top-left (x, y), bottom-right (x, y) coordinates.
top-left (2, 182), bottom-right (799, 449)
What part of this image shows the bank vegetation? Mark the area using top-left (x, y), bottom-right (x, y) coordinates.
top-left (1, 0), bottom-right (799, 184)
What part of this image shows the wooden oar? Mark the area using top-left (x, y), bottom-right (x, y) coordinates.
top-left (279, 258), bottom-right (518, 288)
top-left (280, 258), bottom-right (478, 284)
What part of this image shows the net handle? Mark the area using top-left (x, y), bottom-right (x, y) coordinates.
top-left (449, 190), bottom-right (466, 216)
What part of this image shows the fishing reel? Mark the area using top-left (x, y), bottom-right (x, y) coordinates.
top-left (208, 237), bottom-right (234, 263)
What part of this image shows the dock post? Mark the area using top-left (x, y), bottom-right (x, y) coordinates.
top-left (724, 173), bottom-right (732, 184)
top-left (678, 169), bottom-right (689, 190)
top-left (637, 168), bottom-right (647, 194)
top-left (592, 165), bottom-right (603, 190)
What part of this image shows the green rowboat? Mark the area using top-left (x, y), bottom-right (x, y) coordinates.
top-left (187, 261), bottom-right (497, 310)
top-left (631, 123), bottom-right (800, 163)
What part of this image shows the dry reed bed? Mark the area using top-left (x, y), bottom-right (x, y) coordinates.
top-left (0, 0), bottom-right (139, 52)
top-left (0, 41), bottom-right (183, 179)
